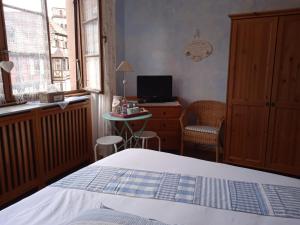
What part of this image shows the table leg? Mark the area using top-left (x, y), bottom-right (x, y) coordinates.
top-left (124, 119), bottom-right (149, 148)
top-left (125, 131), bottom-right (128, 148)
top-left (110, 122), bottom-right (127, 150)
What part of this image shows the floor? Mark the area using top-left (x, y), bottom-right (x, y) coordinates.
top-left (164, 143), bottom-right (222, 163)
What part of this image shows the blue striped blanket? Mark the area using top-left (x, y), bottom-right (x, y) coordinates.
top-left (51, 166), bottom-right (300, 219)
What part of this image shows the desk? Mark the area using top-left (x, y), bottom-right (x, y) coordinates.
top-left (119, 99), bottom-right (183, 151)
top-left (102, 112), bottom-right (152, 148)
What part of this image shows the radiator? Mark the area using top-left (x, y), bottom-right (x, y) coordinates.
top-left (0, 113), bottom-right (38, 200)
top-left (0, 99), bottom-right (92, 206)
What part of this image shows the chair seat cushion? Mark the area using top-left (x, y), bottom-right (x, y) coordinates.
top-left (184, 125), bottom-right (219, 134)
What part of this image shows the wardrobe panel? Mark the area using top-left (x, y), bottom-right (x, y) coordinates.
top-left (225, 16), bottom-right (277, 168)
top-left (229, 17), bottom-right (277, 105)
top-left (266, 14), bottom-right (300, 176)
top-left (271, 14), bottom-right (300, 105)
top-left (226, 105), bottom-right (268, 167)
top-left (267, 108), bottom-right (300, 175)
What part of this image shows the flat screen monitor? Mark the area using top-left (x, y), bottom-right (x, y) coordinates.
top-left (137, 75), bottom-right (173, 102)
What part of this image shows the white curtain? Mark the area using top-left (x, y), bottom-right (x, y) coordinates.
top-left (91, 0), bottom-right (117, 157)
top-left (0, 72), bottom-right (5, 105)
top-left (3, 0), bottom-right (51, 103)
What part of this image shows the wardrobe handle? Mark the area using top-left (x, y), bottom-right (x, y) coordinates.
top-left (271, 102), bottom-right (276, 107)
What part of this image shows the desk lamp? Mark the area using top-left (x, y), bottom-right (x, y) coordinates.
top-left (116, 60), bottom-right (133, 99)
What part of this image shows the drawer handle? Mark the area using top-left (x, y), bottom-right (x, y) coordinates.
top-left (163, 112), bottom-right (166, 115)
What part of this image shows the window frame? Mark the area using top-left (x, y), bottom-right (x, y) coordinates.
top-left (0, 0), bottom-right (14, 103)
top-left (0, 0), bottom-right (104, 105)
top-left (76, 0), bottom-right (104, 94)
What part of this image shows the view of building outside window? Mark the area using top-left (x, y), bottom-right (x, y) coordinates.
top-left (2, 0), bottom-right (76, 100)
top-left (47, 0), bottom-right (76, 91)
top-left (3, 0), bottom-right (51, 99)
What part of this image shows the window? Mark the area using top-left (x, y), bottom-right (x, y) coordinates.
top-left (47, 0), bottom-right (76, 91)
top-left (80, 0), bottom-right (103, 92)
top-left (62, 58), bottom-right (67, 71)
top-left (0, 0), bottom-right (104, 105)
top-left (54, 58), bottom-right (61, 71)
top-left (2, 0), bottom-right (50, 99)
top-left (55, 39), bottom-right (59, 47)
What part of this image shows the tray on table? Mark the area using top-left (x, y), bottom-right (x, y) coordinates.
top-left (110, 110), bottom-right (149, 118)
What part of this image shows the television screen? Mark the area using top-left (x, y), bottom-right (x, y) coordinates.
top-left (137, 75), bottom-right (172, 102)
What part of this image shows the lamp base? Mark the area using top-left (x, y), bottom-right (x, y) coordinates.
top-left (120, 97), bottom-right (128, 114)
top-left (123, 78), bottom-right (127, 99)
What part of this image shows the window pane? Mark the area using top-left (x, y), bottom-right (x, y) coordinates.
top-left (84, 20), bottom-right (99, 55)
top-left (82, 0), bottom-right (97, 21)
top-left (3, 0), bottom-right (42, 13)
top-left (82, 0), bottom-right (101, 91)
top-left (3, 0), bottom-right (51, 99)
top-left (47, 0), bottom-right (77, 91)
top-left (86, 56), bottom-right (100, 90)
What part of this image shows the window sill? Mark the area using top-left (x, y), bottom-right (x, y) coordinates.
top-left (83, 88), bottom-right (102, 94)
top-left (64, 89), bottom-right (90, 97)
top-left (0, 96), bottom-right (90, 117)
top-left (0, 90), bottom-right (90, 108)
top-left (0, 101), bottom-right (27, 108)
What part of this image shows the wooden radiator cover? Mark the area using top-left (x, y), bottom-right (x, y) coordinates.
top-left (0, 99), bottom-right (92, 207)
top-left (0, 112), bottom-right (39, 205)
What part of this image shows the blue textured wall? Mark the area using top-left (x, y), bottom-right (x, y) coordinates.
top-left (116, 0), bottom-right (125, 65)
top-left (116, 0), bottom-right (300, 104)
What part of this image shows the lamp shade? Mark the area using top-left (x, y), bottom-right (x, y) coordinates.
top-left (0, 61), bottom-right (14, 72)
top-left (116, 60), bottom-right (133, 72)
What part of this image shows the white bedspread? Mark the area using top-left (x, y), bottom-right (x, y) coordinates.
top-left (0, 149), bottom-right (299, 225)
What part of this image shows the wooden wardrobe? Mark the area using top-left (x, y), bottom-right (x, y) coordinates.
top-left (225, 8), bottom-right (300, 176)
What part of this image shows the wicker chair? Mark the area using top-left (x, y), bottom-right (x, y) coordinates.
top-left (180, 100), bottom-right (225, 162)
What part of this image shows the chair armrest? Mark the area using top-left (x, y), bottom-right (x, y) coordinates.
top-left (217, 117), bottom-right (225, 130)
top-left (216, 117), bottom-right (225, 147)
top-left (179, 109), bottom-right (188, 130)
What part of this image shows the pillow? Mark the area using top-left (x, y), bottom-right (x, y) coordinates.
top-left (64, 205), bottom-right (171, 225)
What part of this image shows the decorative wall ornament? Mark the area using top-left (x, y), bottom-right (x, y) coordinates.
top-left (184, 29), bottom-right (213, 62)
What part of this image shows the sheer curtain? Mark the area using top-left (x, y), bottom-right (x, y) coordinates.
top-left (3, 0), bottom-right (51, 102)
top-left (91, 0), bottom-right (116, 157)
top-left (0, 73), bottom-right (5, 104)
top-left (81, 0), bottom-right (102, 91)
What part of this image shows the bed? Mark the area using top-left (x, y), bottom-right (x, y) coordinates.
top-left (0, 149), bottom-right (299, 225)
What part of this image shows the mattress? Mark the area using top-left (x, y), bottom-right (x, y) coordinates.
top-left (0, 149), bottom-right (299, 225)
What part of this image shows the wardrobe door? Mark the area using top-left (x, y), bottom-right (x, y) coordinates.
top-left (225, 17), bottom-right (277, 168)
top-left (266, 15), bottom-right (300, 176)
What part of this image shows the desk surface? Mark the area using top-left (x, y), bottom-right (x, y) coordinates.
top-left (102, 112), bottom-right (152, 121)
top-left (138, 101), bottom-right (181, 107)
